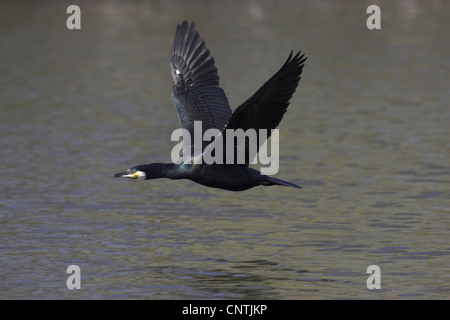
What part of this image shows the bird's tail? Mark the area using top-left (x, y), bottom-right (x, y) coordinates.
top-left (263, 176), bottom-right (302, 189)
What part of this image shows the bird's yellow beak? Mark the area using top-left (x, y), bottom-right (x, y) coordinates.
top-left (113, 170), bottom-right (146, 180)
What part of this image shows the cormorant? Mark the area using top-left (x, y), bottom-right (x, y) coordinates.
top-left (114, 21), bottom-right (307, 191)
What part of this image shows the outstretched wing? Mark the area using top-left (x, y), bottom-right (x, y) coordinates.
top-left (171, 21), bottom-right (232, 142)
top-left (223, 51), bottom-right (307, 166)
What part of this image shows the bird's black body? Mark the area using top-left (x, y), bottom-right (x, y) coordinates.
top-left (114, 21), bottom-right (307, 191)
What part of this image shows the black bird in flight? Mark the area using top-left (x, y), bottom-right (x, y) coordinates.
top-left (114, 21), bottom-right (307, 191)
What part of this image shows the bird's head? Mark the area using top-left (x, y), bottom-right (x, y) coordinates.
top-left (113, 163), bottom-right (175, 180)
top-left (113, 165), bottom-right (147, 180)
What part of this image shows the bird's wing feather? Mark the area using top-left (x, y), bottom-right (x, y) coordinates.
top-left (222, 51), bottom-right (307, 166)
top-left (171, 21), bottom-right (232, 141)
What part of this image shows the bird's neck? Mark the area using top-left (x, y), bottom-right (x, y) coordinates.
top-left (142, 163), bottom-right (187, 180)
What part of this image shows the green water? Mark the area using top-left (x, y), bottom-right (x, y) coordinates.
top-left (0, 0), bottom-right (448, 299)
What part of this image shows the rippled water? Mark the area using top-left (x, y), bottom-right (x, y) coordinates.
top-left (1, 0), bottom-right (449, 299)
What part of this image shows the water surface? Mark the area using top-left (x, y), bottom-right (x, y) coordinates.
top-left (0, 0), bottom-right (449, 299)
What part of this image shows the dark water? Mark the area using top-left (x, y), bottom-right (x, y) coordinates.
top-left (0, 0), bottom-right (449, 299)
